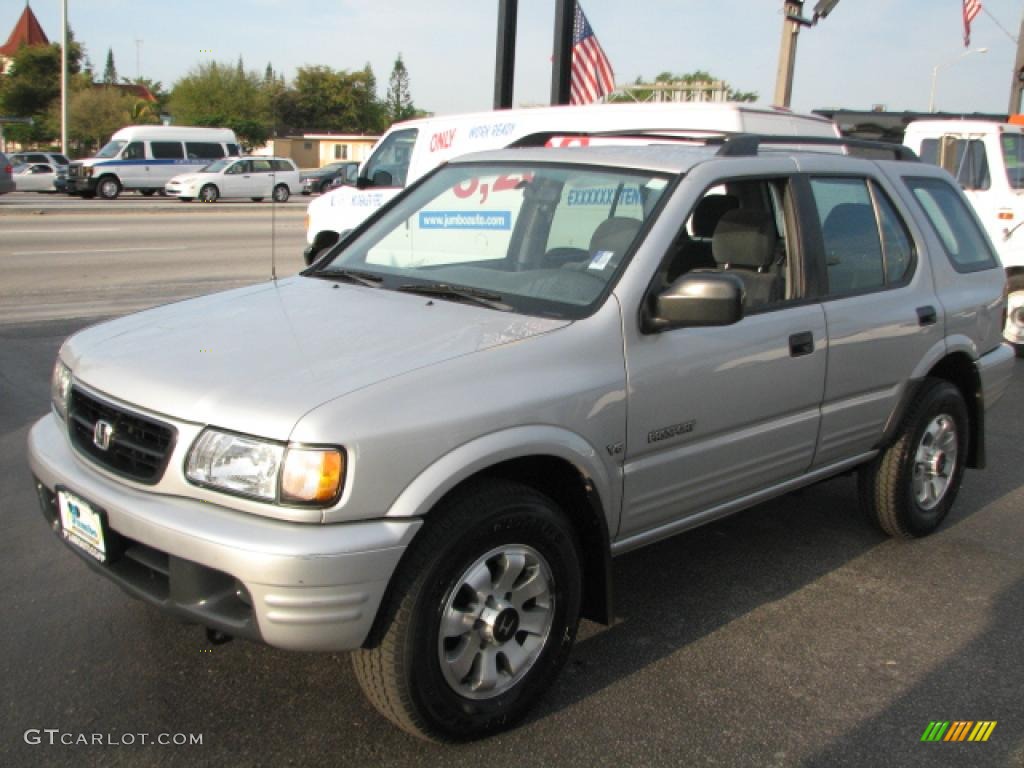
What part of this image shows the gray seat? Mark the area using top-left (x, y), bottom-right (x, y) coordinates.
top-left (667, 194), bottom-right (740, 281)
top-left (586, 216), bottom-right (642, 272)
top-left (711, 208), bottom-right (782, 309)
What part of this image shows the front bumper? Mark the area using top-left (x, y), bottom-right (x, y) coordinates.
top-left (28, 413), bottom-right (420, 651)
top-left (69, 177), bottom-right (97, 194)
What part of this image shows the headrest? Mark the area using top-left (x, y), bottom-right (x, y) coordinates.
top-left (711, 209), bottom-right (777, 269)
top-left (589, 216), bottom-right (642, 258)
top-left (691, 194), bottom-right (739, 238)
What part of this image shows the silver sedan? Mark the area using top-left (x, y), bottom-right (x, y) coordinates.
top-left (13, 162), bottom-right (59, 193)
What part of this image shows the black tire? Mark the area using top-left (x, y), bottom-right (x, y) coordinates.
top-left (859, 378), bottom-right (969, 538)
top-left (96, 176), bottom-right (120, 200)
top-left (140, 189), bottom-right (156, 197)
top-left (272, 184), bottom-right (290, 203)
top-left (353, 479), bottom-right (582, 742)
top-left (199, 184), bottom-right (219, 203)
top-left (250, 197), bottom-right (264, 202)
top-left (1005, 273), bottom-right (1024, 357)
top-left (319, 180), bottom-right (332, 194)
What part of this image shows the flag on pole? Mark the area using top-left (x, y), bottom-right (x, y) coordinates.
top-left (963, 0), bottom-right (982, 47)
top-left (570, 3), bottom-right (616, 105)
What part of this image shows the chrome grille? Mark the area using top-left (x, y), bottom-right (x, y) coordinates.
top-left (68, 388), bottom-right (176, 484)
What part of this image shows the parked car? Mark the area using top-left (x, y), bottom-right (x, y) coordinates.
top-left (165, 157), bottom-right (300, 202)
top-left (12, 162), bottom-right (60, 193)
top-left (9, 151), bottom-right (70, 168)
top-left (300, 161), bottom-right (360, 195)
top-left (28, 134), bottom-right (1015, 742)
top-left (0, 152), bottom-right (13, 195)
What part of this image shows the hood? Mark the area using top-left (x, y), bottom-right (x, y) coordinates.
top-left (168, 173), bottom-right (200, 185)
top-left (63, 276), bottom-right (568, 439)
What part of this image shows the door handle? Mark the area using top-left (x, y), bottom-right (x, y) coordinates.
top-left (916, 305), bottom-right (937, 326)
top-left (789, 331), bottom-right (814, 357)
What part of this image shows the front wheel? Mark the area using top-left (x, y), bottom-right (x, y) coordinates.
top-left (96, 176), bottom-right (121, 200)
top-left (859, 378), bottom-right (968, 538)
top-left (353, 480), bottom-right (582, 742)
top-left (1005, 273), bottom-right (1024, 357)
top-left (272, 184), bottom-right (290, 203)
top-left (199, 184), bottom-right (219, 203)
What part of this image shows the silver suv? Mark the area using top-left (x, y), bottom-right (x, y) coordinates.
top-left (28, 135), bottom-right (1015, 741)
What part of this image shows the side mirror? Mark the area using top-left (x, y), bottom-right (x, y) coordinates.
top-left (643, 272), bottom-right (744, 333)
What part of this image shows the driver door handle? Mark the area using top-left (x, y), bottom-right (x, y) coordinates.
top-left (789, 331), bottom-right (814, 357)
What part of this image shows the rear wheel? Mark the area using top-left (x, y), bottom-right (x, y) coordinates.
top-left (96, 176), bottom-right (121, 200)
top-left (859, 378), bottom-right (968, 538)
top-left (272, 184), bottom-right (290, 203)
top-left (1005, 273), bottom-right (1024, 357)
top-left (353, 480), bottom-right (582, 742)
top-left (199, 184), bottom-right (219, 203)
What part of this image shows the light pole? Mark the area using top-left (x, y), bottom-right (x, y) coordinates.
top-left (929, 47), bottom-right (988, 112)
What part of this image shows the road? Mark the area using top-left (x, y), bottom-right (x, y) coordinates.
top-left (0, 202), bottom-right (1022, 767)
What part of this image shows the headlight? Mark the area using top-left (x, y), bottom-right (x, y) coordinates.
top-left (51, 359), bottom-right (72, 420)
top-left (186, 429), bottom-right (345, 505)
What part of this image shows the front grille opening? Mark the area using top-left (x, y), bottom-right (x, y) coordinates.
top-left (68, 388), bottom-right (176, 485)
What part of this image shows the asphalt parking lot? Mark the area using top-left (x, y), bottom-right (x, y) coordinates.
top-left (0, 202), bottom-right (1021, 767)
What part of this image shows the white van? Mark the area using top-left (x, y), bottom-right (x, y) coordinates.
top-left (303, 103), bottom-right (839, 263)
top-left (68, 126), bottom-right (241, 199)
top-left (903, 119), bottom-right (1024, 352)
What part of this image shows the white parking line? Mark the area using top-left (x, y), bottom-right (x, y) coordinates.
top-left (11, 246), bottom-right (189, 256)
top-left (3, 228), bottom-right (121, 235)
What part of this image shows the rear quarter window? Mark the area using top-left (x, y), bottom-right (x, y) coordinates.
top-left (905, 176), bottom-right (998, 272)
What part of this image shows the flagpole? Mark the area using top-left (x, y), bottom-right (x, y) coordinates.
top-left (1009, 11), bottom-right (1024, 114)
top-left (61, 0), bottom-right (68, 155)
top-left (550, 0), bottom-right (573, 105)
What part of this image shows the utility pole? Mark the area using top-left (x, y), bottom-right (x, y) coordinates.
top-left (550, 0), bottom-right (574, 105)
top-left (61, 0), bottom-right (68, 155)
top-left (1009, 13), bottom-right (1024, 115)
top-left (493, 1), bottom-right (517, 109)
top-left (774, 1), bottom-right (804, 107)
top-left (773, 0), bottom-right (841, 108)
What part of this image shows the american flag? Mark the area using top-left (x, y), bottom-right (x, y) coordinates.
top-left (570, 3), bottom-right (615, 105)
top-left (963, 0), bottom-right (982, 47)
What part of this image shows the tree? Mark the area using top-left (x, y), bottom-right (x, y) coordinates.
top-left (103, 47), bottom-right (117, 85)
top-left (66, 86), bottom-right (157, 153)
top-left (0, 35), bottom-right (84, 144)
top-left (385, 54), bottom-right (416, 123)
top-left (611, 70), bottom-right (757, 104)
top-left (274, 64), bottom-right (386, 135)
top-left (168, 60), bottom-right (273, 148)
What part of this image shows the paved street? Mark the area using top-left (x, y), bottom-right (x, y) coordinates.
top-left (0, 203), bottom-right (1021, 767)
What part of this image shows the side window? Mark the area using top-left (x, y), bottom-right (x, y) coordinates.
top-left (665, 178), bottom-right (796, 312)
top-left (227, 144), bottom-right (240, 157)
top-left (270, 159), bottom-right (294, 172)
top-left (121, 142), bottom-right (145, 160)
top-left (922, 136), bottom-right (991, 191)
top-left (251, 159), bottom-right (273, 173)
top-left (362, 128), bottom-right (417, 188)
top-left (225, 161), bottom-right (248, 175)
top-left (810, 177), bottom-right (885, 296)
top-left (186, 142), bottom-right (224, 160)
top-left (873, 185), bottom-right (915, 284)
top-left (906, 176), bottom-right (998, 272)
top-left (151, 142), bottom-right (184, 160)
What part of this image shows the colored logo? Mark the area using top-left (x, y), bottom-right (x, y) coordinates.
top-left (920, 721), bottom-right (997, 742)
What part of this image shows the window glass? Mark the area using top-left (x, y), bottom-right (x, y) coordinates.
top-left (906, 176), bottom-right (998, 271)
top-left (1001, 133), bottom-right (1024, 190)
top-left (227, 144), bottom-right (240, 157)
top-left (322, 163), bottom-right (669, 318)
top-left (270, 159), bottom-right (293, 172)
top-left (810, 177), bottom-right (885, 295)
top-left (96, 140), bottom-right (126, 159)
top-left (871, 183), bottom-right (915, 284)
top-left (546, 179), bottom-right (645, 252)
top-left (251, 159), bottom-right (273, 173)
top-left (362, 128), bottom-right (417, 188)
top-left (121, 142), bottom-right (145, 160)
top-left (224, 160), bottom-right (248, 175)
top-left (151, 141), bottom-right (184, 159)
top-left (186, 142), bottom-right (224, 160)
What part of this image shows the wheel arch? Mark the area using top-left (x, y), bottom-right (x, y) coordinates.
top-left (879, 352), bottom-right (985, 470)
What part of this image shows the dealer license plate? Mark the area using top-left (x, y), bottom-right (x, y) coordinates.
top-left (58, 489), bottom-right (107, 563)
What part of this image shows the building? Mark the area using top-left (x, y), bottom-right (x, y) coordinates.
top-left (261, 134), bottom-right (380, 169)
top-left (0, 3), bottom-right (50, 75)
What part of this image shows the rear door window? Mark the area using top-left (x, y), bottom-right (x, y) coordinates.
top-left (151, 142), bottom-right (184, 160)
top-left (186, 142), bottom-right (225, 160)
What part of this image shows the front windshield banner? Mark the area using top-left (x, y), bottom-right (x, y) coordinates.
top-left (317, 163), bottom-right (670, 319)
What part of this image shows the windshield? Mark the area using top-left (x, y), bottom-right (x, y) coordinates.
top-left (201, 158), bottom-right (233, 173)
top-left (315, 162), bottom-right (670, 319)
top-left (1001, 133), bottom-right (1024, 190)
top-left (95, 140), bottom-right (126, 159)
top-left (361, 128), bottom-right (417, 187)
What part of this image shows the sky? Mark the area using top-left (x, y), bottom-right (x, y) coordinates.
top-left (13, 0), bottom-right (1024, 119)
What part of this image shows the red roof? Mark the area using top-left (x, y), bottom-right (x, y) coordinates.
top-left (0, 4), bottom-right (50, 57)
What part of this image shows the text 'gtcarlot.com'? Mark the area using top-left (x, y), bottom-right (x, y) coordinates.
top-left (24, 729), bottom-right (203, 746)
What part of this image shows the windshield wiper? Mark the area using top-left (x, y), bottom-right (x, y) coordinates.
top-left (397, 282), bottom-right (510, 311)
top-left (315, 269), bottom-right (383, 288)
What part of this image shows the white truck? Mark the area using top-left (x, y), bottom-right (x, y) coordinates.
top-left (303, 103), bottom-right (840, 265)
top-left (903, 119), bottom-right (1024, 353)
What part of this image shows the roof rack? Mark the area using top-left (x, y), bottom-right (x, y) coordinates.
top-left (716, 133), bottom-right (919, 161)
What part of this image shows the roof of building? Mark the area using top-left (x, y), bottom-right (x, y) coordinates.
top-left (0, 4), bottom-right (50, 58)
